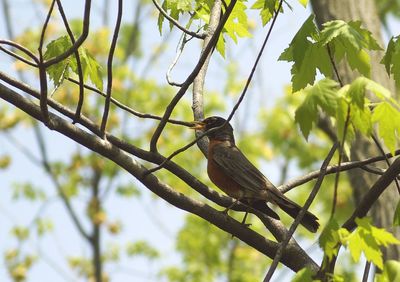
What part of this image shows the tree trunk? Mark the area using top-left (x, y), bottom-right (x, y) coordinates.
top-left (311, 0), bottom-right (400, 260)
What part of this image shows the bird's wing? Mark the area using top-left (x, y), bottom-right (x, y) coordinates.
top-left (211, 143), bottom-right (275, 194)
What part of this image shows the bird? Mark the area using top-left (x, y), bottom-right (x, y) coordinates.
top-left (191, 116), bottom-right (319, 233)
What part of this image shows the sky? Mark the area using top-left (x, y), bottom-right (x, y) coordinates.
top-left (1, 1), bottom-right (398, 282)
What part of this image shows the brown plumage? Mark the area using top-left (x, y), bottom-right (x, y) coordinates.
top-left (192, 116), bottom-right (319, 233)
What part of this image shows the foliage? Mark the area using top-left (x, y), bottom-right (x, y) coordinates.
top-left (280, 15), bottom-right (381, 91)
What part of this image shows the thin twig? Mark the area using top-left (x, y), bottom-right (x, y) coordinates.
top-left (278, 149), bottom-right (400, 193)
top-left (0, 45), bottom-right (38, 67)
top-left (100, 0), bottom-right (123, 137)
top-left (66, 78), bottom-right (193, 127)
top-left (319, 157), bottom-right (400, 277)
top-left (37, 0), bottom-right (56, 125)
top-left (152, 0), bottom-right (206, 39)
top-left (0, 40), bottom-right (40, 64)
top-left (149, 0), bottom-right (237, 152)
top-left (327, 43), bottom-right (343, 87)
top-left (155, 0), bottom-right (285, 165)
top-left (371, 134), bottom-right (400, 194)
top-left (166, 34), bottom-right (189, 87)
top-left (226, 0), bottom-right (284, 123)
top-left (263, 142), bottom-right (338, 282)
top-left (0, 82), bottom-right (318, 272)
top-left (145, 125), bottom-right (224, 175)
top-left (43, 0), bottom-right (92, 68)
top-left (192, 0), bottom-right (222, 155)
top-left (56, 0), bottom-right (85, 123)
top-left (362, 261), bottom-right (371, 282)
top-left (331, 104), bottom-right (350, 217)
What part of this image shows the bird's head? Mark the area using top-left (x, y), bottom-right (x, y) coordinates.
top-left (191, 116), bottom-right (234, 141)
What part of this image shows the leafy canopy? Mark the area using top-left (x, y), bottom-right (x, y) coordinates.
top-left (280, 15), bottom-right (382, 91)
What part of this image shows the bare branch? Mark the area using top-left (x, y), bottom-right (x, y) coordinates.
top-left (318, 157), bottom-right (400, 277)
top-left (371, 134), bottom-right (400, 194)
top-left (342, 157), bottom-right (400, 231)
top-left (0, 82), bottom-right (318, 272)
top-left (226, 0), bottom-right (284, 124)
top-left (149, 0), bottom-right (238, 153)
top-left (331, 104), bottom-right (350, 217)
top-left (192, 0), bottom-right (222, 155)
top-left (56, 0), bottom-right (85, 123)
top-left (278, 149), bottom-right (400, 193)
top-left (66, 77), bottom-right (192, 127)
top-left (38, 0), bottom-right (56, 125)
top-left (0, 44), bottom-right (38, 67)
top-left (43, 0), bottom-right (92, 68)
top-left (263, 142), bottom-right (338, 281)
top-left (100, 0), bottom-right (123, 136)
top-left (167, 34), bottom-right (188, 87)
top-left (152, 0), bottom-right (206, 39)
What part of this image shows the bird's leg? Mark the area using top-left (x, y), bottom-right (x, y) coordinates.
top-left (240, 208), bottom-right (252, 228)
top-left (222, 198), bottom-right (240, 215)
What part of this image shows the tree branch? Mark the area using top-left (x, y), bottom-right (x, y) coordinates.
top-left (0, 82), bottom-right (318, 273)
top-left (152, 0), bottom-right (206, 39)
top-left (278, 149), bottom-right (400, 193)
top-left (43, 0), bottom-right (92, 68)
top-left (149, 0), bottom-right (237, 153)
top-left (100, 0), bottom-right (123, 136)
top-left (56, 0), bottom-right (85, 123)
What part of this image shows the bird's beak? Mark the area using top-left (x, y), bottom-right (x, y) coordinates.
top-left (190, 120), bottom-right (205, 130)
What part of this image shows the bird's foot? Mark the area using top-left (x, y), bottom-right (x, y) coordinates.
top-left (240, 212), bottom-right (251, 227)
top-left (221, 207), bottom-right (230, 215)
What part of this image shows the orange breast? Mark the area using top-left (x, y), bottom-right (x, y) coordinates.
top-left (207, 141), bottom-right (244, 199)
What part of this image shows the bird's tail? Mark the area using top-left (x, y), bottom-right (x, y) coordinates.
top-left (251, 200), bottom-right (280, 220)
top-left (274, 196), bottom-right (319, 233)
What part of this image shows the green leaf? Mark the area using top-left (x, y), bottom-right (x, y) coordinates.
top-left (35, 218), bottom-right (54, 236)
top-left (216, 35), bottom-right (226, 58)
top-left (346, 47), bottom-right (370, 77)
top-left (295, 79), bottom-right (339, 139)
top-left (44, 36), bottom-right (73, 87)
top-left (279, 15), bottom-right (332, 91)
top-left (372, 102), bottom-right (400, 154)
top-left (319, 20), bottom-right (381, 50)
top-left (251, 0), bottom-right (279, 26)
top-left (291, 267), bottom-right (313, 282)
top-left (351, 103), bottom-right (372, 136)
top-left (126, 240), bottom-right (159, 260)
top-left (319, 218), bottom-right (340, 260)
top-left (297, 0), bottom-right (309, 7)
top-left (345, 217), bottom-right (400, 270)
top-left (376, 260), bottom-right (400, 282)
top-left (381, 36), bottom-right (396, 74)
top-left (346, 77), bottom-right (368, 109)
top-left (116, 184), bottom-right (141, 198)
top-left (11, 226), bottom-right (30, 241)
top-left (223, 0), bottom-right (251, 44)
top-left (77, 49), bottom-right (104, 90)
top-left (44, 35), bottom-right (103, 90)
top-left (394, 200), bottom-right (400, 227)
top-left (381, 36), bottom-right (400, 88)
top-left (318, 20), bottom-right (382, 77)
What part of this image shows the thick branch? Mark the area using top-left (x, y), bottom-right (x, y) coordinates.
top-left (0, 82), bottom-right (318, 272)
top-left (342, 157), bottom-right (400, 231)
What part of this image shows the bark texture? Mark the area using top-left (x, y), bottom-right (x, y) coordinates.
top-left (311, 0), bottom-right (400, 260)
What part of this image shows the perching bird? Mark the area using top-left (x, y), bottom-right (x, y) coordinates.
top-left (191, 116), bottom-right (319, 232)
